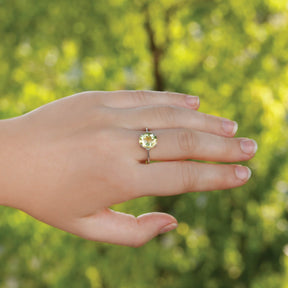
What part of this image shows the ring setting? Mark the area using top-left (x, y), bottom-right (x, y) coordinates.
top-left (139, 128), bottom-right (157, 164)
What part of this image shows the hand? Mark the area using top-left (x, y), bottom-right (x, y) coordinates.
top-left (0, 91), bottom-right (257, 246)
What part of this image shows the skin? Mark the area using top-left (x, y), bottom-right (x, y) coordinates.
top-left (0, 90), bottom-right (257, 247)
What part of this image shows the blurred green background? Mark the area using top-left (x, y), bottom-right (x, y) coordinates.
top-left (0, 0), bottom-right (288, 287)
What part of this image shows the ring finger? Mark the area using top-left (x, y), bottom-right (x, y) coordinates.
top-left (129, 128), bottom-right (257, 163)
top-left (116, 105), bottom-right (238, 137)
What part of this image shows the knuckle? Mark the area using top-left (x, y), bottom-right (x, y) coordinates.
top-left (201, 113), bottom-right (210, 129)
top-left (177, 129), bottom-right (196, 153)
top-left (162, 91), bottom-right (170, 97)
top-left (135, 90), bottom-right (149, 105)
top-left (156, 106), bottom-right (176, 124)
top-left (223, 138), bottom-right (233, 155)
top-left (179, 163), bottom-right (198, 192)
top-left (128, 218), bottom-right (147, 247)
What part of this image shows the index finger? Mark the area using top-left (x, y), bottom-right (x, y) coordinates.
top-left (99, 90), bottom-right (200, 109)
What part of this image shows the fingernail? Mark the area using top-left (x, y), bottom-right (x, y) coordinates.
top-left (185, 95), bottom-right (199, 107)
top-left (159, 223), bottom-right (178, 235)
top-left (240, 139), bottom-right (258, 154)
top-left (235, 166), bottom-right (252, 181)
top-left (222, 120), bottom-right (238, 135)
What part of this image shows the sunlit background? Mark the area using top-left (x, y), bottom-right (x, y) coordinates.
top-left (1, 0), bottom-right (288, 287)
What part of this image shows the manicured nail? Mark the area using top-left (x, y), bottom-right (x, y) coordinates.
top-left (185, 95), bottom-right (199, 107)
top-left (240, 139), bottom-right (258, 154)
top-left (235, 166), bottom-right (252, 181)
top-left (222, 120), bottom-right (238, 135)
top-left (159, 223), bottom-right (178, 235)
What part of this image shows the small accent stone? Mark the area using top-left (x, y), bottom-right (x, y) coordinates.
top-left (139, 132), bottom-right (157, 150)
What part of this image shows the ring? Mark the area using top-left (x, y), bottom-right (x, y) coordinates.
top-left (139, 128), bottom-right (158, 164)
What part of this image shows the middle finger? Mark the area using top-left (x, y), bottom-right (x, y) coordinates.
top-left (116, 105), bottom-right (238, 137)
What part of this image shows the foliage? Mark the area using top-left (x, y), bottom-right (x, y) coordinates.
top-left (0, 0), bottom-right (288, 287)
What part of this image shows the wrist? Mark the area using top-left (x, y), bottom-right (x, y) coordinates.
top-left (0, 118), bottom-right (24, 207)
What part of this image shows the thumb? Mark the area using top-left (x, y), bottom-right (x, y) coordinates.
top-left (75, 208), bottom-right (178, 247)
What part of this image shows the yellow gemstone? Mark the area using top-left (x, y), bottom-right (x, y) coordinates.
top-left (139, 132), bottom-right (157, 150)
